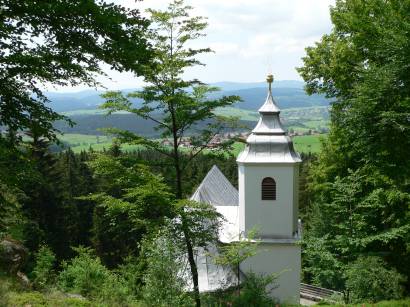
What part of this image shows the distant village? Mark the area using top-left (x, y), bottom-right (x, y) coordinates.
top-left (160, 129), bottom-right (324, 149)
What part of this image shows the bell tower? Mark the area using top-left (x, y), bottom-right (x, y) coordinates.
top-left (236, 75), bottom-right (301, 303)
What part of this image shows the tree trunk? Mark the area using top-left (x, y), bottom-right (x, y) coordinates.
top-left (173, 141), bottom-right (183, 199)
top-left (237, 264), bottom-right (241, 296)
top-left (182, 217), bottom-right (201, 307)
top-left (171, 111), bottom-right (200, 306)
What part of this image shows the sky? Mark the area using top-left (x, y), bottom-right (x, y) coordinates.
top-left (55, 0), bottom-right (335, 92)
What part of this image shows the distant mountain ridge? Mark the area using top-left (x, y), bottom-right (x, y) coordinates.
top-left (46, 80), bottom-right (320, 112)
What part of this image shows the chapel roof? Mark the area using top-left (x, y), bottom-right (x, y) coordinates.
top-left (190, 165), bottom-right (241, 292)
top-left (191, 165), bottom-right (238, 207)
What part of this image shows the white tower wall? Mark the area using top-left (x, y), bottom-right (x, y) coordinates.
top-left (240, 243), bottom-right (301, 304)
top-left (236, 75), bottom-right (302, 303)
top-left (238, 164), bottom-right (298, 238)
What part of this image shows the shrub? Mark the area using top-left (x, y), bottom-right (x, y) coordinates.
top-left (58, 247), bottom-right (110, 298)
top-left (7, 291), bottom-right (47, 306)
top-left (345, 256), bottom-right (405, 303)
top-left (6, 291), bottom-right (93, 307)
top-left (32, 245), bottom-right (56, 289)
top-left (57, 246), bottom-right (132, 305)
top-left (117, 256), bottom-right (144, 299)
top-left (141, 227), bottom-right (193, 307)
top-left (230, 271), bottom-right (278, 307)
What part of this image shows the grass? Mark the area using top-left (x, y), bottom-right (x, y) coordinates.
top-left (293, 134), bottom-right (324, 153)
top-left (316, 300), bottom-right (410, 307)
top-left (58, 133), bottom-right (325, 155)
top-left (214, 106), bottom-right (259, 121)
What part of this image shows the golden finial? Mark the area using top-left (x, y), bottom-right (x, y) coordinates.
top-left (266, 74), bottom-right (274, 92)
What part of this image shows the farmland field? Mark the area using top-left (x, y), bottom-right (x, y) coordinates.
top-left (58, 133), bottom-right (324, 154)
top-left (230, 134), bottom-right (324, 156)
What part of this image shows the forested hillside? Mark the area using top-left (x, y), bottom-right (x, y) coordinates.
top-left (46, 82), bottom-right (327, 112)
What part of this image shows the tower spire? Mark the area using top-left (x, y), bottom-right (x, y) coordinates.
top-left (237, 73), bottom-right (301, 163)
top-left (267, 74), bottom-right (274, 93)
top-left (258, 74), bottom-right (280, 114)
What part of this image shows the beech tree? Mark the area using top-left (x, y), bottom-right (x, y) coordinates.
top-left (0, 0), bottom-right (152, 240)
top-left (101, 1), bottom-right (240, 305)
top-left (298, 0), bottom-right (410, 296)
top-left (0, 0), bottom-right (152, 139)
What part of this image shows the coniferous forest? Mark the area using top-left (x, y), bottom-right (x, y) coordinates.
top-left (0, 0), bottom-right (409, 306)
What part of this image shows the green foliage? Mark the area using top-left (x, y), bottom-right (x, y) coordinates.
top-left (201, 272), bottom-right (279, 307)
top-left (302, 235), bottom-right (345, 290)
top-left (7, 292), bottom-right (50, 307)
top-left (84, 152), bottom-right (174, 267)
top-left (0, 137), bottom-right (30, 239)
top-left (116, 256), bottom-right (144, 300)
top-left (231, 272), bottom-right (278, 307)
top-left (214, 229), bottom-right (259, 268)
top-left (101, 0), bottom-right (241, 200)
top-left (0, 181), bottom-right (24, 238)
top-left (58, 247), bottom-right (110, 298)
top-left (32, 245), bottom-right (56, 290)
top-left (0, 0), bottom-right (151, 139)
top-left (58, 246), bottom-right (131, 305)
top-left (171, 199), bottom-right (223, 306)
top-left (299, 0), bottom-right (410, 294)
top-left (316, 300), bottom-right (410, 307)
top-left (213, 228), bottom-right (259, 292)
top-left (173, 200), bottom-right (223, 249)
top-left (141, 226), bottom-right (193, 307)
top-left (303, 165), bottom-right (410, 292)
top-left (5, 291), bottom-right (93, 307)
top-left (345, 256), bottom-right (405, 303)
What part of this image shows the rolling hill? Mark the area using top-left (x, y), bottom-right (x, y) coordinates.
top-left (50, 81), bottom-right (330, 136)
top-left (47, 81), bottom-right (329, 112)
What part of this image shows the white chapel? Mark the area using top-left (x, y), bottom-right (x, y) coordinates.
top-left (191, 75), bottom-right (302, 303)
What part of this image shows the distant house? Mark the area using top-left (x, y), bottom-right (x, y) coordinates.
top-left (161, 139), bottom-right (173, 146)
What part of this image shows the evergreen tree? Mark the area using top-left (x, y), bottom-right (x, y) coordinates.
top-left (83, 152), bottom-right (174, 267)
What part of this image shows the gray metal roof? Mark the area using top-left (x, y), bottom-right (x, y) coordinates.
top-left (189, 166), bottom-right (240, 292)
top-left (258, 91), bottom-right (281, 114)
top-left (190, 165), bottom-right (238, 207)
top-left (237, 84), bottom-right (301, 164)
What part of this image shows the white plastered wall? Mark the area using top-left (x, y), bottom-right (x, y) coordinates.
top-left (238, 163), bottom-right (298, 238)
top-left (240, 243), bottom-right (301, 304)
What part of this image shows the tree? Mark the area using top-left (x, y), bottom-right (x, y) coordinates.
top-left (170, 200), bottom-right (223, 306)
top-left (0, 0), bottom-right (152, 139)
top-left (101, 1), bottom-right (240, 305)
top-left (141, 226), bottom-right (193, 307)
top-left (298, 0), bottom-right (410, 293)
top-left (213, 228), bottom-right (259, 295)
top-left (84, 152), bottom-right (174, 267)
top-left (345, 256), bottom-right (405, 303)
top-left (102, 0), bottom-right (240, 197)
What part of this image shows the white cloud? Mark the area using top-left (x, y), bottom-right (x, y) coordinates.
top-left (58, 0), bottom-right (336, 91)
top-left (209, 42), bottom-right (239, 56)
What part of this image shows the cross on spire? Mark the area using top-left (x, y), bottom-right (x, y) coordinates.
top-left (267, 74), bottom-right (274, 92)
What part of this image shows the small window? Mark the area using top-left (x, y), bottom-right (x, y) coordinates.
top-left (262, 177), bottom-right (276, 200)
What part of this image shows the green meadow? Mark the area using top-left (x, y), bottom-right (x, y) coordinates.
top-left (58, 133), bottom-right (324, 155)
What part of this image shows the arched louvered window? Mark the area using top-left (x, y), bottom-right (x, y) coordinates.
top-left (261, 177), bottom-right (276, 200)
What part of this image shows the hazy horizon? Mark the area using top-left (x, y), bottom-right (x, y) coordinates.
top-left (44, 0), bottom-right (335, 93)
